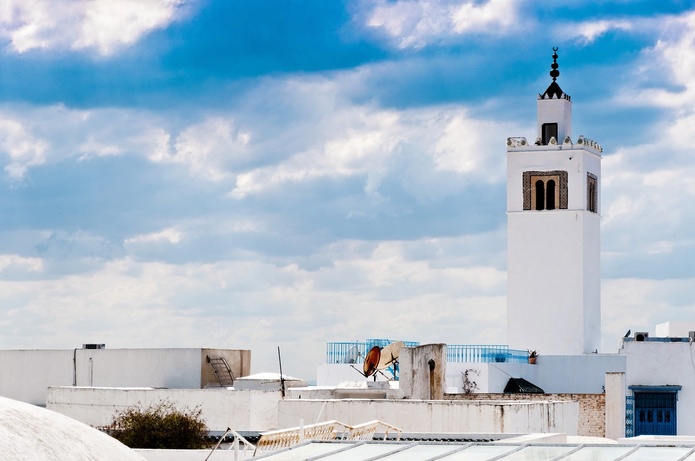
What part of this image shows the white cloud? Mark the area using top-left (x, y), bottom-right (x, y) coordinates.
top-left (556, 19), bottom-right (632, 45)
top-left (362, 0), bottom-right (522, 49)
top-left (0, 0), bottom-right (189, 55)
top-left (232, 108), bottom-right (403, 198)
top-left (231, 101), bottom-right (509, 199)
top-left (433, 113), bottom-right (502, 174)
top-left (0, 75), bottom-right (513, 197)
top-left (0, 105), bottom-right (161, 179)
top-left (600, 10), bottom-right (695, 258)
top-left (0, 232), bottom-right (506, 378)
top-left (615, 12), bottom-right (695, 109)
top-left (77, 137), bottom-right (122, 160)
top-left (147, 117), bottom-right (251, 182)
top-left (0, 255), bottom-right (44, 273)
top-left (450, 0), bottom-right (517, 34)
top-left (126, 228), bottom-right (183, 245)
top-left (0, 117), bottom-right (48, 179)
top-left (0, 105), bottom-right (255, 182)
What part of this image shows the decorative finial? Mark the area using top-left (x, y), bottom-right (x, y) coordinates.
top-left (550, 47), bottom-right (559, 82)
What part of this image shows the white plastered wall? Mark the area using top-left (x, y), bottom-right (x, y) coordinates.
top-left (506, 146), bottom-right (601, 355)
top-left (537, 96), bottom-right (572, 142)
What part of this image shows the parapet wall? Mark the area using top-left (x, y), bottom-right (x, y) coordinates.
top-left (278, 398), bottom-right (579, 434)
top-left (47, 387), bottom-right (281, 431)
top-left (447, 393), bottom-right (604, 437)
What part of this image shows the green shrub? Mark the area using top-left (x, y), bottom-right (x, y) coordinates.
top-left (107, 400), bottom-right (209, 449)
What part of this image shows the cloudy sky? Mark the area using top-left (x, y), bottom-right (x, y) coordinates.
top-left (0, 0), bottom-right (694, 380)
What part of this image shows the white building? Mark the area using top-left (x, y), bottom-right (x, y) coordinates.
top-left (506, 48), bottom-right (601, 356)
top-left (315, 50), bottom-right (695, 440)
top-left (615, 322), bottom-right (695, 437)
top-left (0, 345), bottom-right (250, 405)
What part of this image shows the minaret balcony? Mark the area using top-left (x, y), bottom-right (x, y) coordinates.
top-left (506, 135), bottom-right (602, 155)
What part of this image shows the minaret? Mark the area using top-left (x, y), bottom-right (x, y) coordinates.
top-left (506, 49), bottom-right (602, 355)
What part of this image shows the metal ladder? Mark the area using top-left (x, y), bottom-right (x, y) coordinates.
top-left (207, 356), bottom-right (235, 387)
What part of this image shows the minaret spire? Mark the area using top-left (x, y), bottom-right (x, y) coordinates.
top-left (540, 47), bottom-right (568, 100)
top-left (550, 47), bottom-right (559, 82)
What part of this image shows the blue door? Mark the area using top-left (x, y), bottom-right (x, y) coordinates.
top-left (634, 392), bottom-right (677, 436)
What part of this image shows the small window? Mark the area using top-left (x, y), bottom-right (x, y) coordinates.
top-left (542, 123), bottom-right (558, 145)
top-left (546, 180), bottom-right (556, 210)
top-left (587, 173), bottom-right (598, 213)
top-left (534, 180), bottom-right (545, 210)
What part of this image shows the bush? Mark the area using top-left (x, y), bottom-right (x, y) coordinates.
top-left (107, 400), bottom-right (209, 449)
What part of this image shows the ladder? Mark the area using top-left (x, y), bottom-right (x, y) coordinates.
top-left (207, 356), bottom-right (235, 387)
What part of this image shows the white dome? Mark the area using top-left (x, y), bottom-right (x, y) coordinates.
top-left (0, 395), bottom-right (146, 460)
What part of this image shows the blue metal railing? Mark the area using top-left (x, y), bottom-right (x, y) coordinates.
top-left (325, 339), bottom-right (420, 364)
top-left (446, 345), bottom-right (528, 364)
top-left (326, 341), bottom-right (527, 364)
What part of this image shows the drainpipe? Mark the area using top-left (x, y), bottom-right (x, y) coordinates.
top-left (428, 359), bottom-right (435, 400)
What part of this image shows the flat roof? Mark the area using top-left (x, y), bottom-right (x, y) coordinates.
top-left (252, 441), bottom-right (695, 460)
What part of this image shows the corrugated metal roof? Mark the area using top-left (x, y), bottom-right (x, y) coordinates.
top-left (252, 441), bottom-right (695, 460)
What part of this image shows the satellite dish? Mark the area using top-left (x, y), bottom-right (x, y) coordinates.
top-left (345, 345), bottom-right (359, 364)
top-left (377, 341), bottom-right (404, 370)
top-left (363, 346), bottom-right (381, 377)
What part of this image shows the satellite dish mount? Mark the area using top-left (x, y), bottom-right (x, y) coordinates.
top-left (350, 341), bottom-right (404, 381)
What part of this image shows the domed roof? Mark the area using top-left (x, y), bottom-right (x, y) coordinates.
top-left (0, 395), bottom-right (146, 460)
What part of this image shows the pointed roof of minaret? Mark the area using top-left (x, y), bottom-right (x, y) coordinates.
top-left (540, 47), bottom-right (570, 100)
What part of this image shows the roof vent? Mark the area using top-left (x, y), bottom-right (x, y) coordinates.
top-left (634, 332), bottom-right (648, 342)
top-left (82, 344), bottom-right (105, 349)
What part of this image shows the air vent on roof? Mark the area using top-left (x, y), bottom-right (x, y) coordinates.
top-left (82, 344), bottom-right (105, 349)
top-left (634, 332), bottom-right (648, 342)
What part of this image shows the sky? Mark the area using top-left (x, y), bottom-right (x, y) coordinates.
top-left (0, 0), bottom-right (694, 381)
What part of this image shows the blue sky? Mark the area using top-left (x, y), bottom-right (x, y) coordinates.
top-left (0, 0), bottom-right (694, 379)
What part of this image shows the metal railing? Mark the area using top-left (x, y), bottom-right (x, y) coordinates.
top-left (327, 341), bottom-right (527, 364)
top-left (255, 420), bottom-right (402, 455)
top-left (326, 339), bottom-right (419, 364)
top-left (446, 345), bottom-right (528, 363)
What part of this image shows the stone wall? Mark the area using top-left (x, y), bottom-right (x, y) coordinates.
top-left (446, 393), bottom-right (605, 437)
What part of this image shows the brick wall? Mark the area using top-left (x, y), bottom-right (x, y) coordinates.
top-left (446, 393), bottom-right (605, 437)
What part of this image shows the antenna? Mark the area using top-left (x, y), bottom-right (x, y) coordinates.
top-left (363, 346), bottom-right (381, 380)
top-left (345, 345), bottom-right (359, 364)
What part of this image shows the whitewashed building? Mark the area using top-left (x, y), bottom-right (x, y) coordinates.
top-left (506, 47), bottom-right (602, 356)
top-left (0, 346), bottom-right (250, 405)
top-left (314, 50), bottom-right (695, 439)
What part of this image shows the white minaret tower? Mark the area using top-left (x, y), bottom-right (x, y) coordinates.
top-left (506, 48), bottom-right (602, 355)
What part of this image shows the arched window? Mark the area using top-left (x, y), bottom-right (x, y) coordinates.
top-left (546, 180), bottom-right (556, 210)
top-left (523, 171), bottom-right (568, 211)
top-left (535, 180), bottom-right (545, 210)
